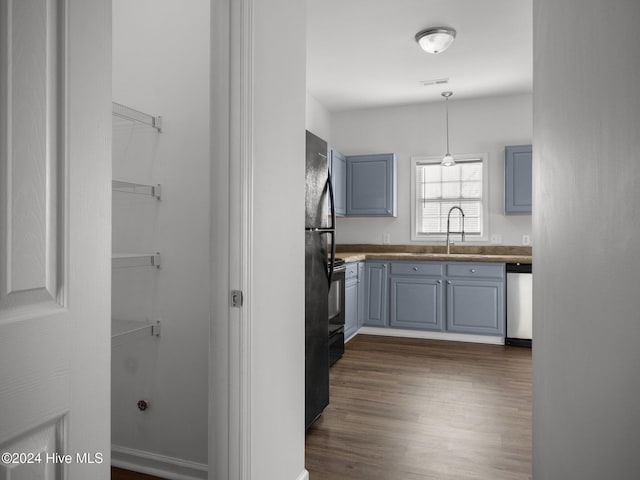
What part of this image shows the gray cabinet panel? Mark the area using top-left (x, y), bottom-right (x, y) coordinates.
top-left (446, 279), bottom-right (505, 335)
top-left (330, 148), bottom-right (347, 216)
top-left (357, 262), bottom-right (366, 328)
top-left (391, 261), bottom-right (443, 277)
top-left (345, 277), bottom-right (358, 338)
top-left (390, 277), bottom-right (443, 331)
top-left (446, 262), bottom-right (505, 279)
top-left (363, 262), bottom-right (388, 327)
top-left (346, 154), bottom-right (397, 217)
top-left (345, 262), bottom-right (358, 280)
top-left (505, 144), bottom-right (532, 214)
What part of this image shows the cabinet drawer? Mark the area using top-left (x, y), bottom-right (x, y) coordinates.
top-left (391, 262), bottom-right (443, 277)
top-left (345, 263), bottom-right (358, 280)
top-left (446, 263), bottom-right (504, 279)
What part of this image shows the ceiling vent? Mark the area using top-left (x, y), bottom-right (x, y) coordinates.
top-left (421, 78), bottom-right (450, 87)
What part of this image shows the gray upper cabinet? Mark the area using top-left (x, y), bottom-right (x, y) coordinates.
top-left (330, 148), bottom-right (347, 216)
top-left (346, 154), bottom-right (397, 217)
top-left (505, 144), bottom-right (532, 214)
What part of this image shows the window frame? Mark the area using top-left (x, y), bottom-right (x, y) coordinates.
top-left (410, 153), bottom-right (489, 242)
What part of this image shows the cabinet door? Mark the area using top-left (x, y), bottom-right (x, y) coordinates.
top-left (344, 278), bottom-right (358, 338)
top-left (363, 262), bottom-right (388, 327)
top-left (357, 262), bottom-right (366, 328)
top-left (390, 277), bottom-right (443, 331)
top-left (346, 154), bottom-right (397, 217)
top-left (445, 279), bottom-right (505, 335)
top-left (330, 148), bottom-right (347, 216)
top-left (505, 144), bottom-right (532, 214)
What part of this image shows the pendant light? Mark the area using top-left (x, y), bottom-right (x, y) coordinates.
top-left (441, 91), bottom-right (455, 167)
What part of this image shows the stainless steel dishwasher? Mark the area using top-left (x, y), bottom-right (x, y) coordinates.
top-left (505, 263), bottom-right (532, 347)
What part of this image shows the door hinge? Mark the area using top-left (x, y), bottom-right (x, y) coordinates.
top-left (230, 290), bottom-right (244, 308)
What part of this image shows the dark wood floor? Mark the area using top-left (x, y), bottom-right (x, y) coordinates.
top-left (305, 334), bottom-right (532, 480)
top-left (113, 335), bottom-right (531, 480)
top-left (111, 467), bottom-right (166, 480)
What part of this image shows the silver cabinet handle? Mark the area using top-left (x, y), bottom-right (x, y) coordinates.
top-left (470, 269), bottom-right (476, 273)
top-left (412, 266), bottom-right (418, 271)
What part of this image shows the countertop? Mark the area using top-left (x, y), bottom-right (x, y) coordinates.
top-left (336, 244), bottom-right (532, 265)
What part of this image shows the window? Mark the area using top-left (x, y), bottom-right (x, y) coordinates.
top-left (410, 153), bottom-right (488, 241)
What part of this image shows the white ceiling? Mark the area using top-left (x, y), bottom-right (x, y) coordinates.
top-left (306, 0), bottom-right (533, 112)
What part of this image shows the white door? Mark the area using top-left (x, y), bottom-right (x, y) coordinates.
top-left (0, 1), bottom-right (112, 479)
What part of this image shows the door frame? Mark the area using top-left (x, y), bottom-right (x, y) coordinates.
top-left (209, 0), bottom-right (253, 478)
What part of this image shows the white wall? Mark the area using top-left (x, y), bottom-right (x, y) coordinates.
top-left (250, 1), bottom-right (307, 478)
top-left (111, 0), bottom-right (210, 476)
top-left (533, 1), bottom-right (640, 478)
top-left (330, 93), bottom-right (532, 246)
top-left (306, 92), bottom-right (331, 141)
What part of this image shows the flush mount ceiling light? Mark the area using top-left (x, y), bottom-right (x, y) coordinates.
top-left (415, 27), bottom-right (457, 54)
top-left (441, 91), bottom-right (455, 167)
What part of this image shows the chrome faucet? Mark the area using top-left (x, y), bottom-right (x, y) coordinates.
top-left (446, 206), bottom-right (465, 254)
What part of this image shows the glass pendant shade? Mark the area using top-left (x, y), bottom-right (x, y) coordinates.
top-left (441, 153), bottom-right (455, 167)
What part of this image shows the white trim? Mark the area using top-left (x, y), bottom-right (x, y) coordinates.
top-left (209, 0), bottom-right (253, 478)
top-left (112, 445), bottom-right (207, 480)
top-left (296, 469), bottom-right (310, 480)
top-left (209, 0), bottom-right (232, 477)
top-left (357, 326), bottom-right (505, 345)
top-left (410, 153), bottom-right (489, 243)
top-left (238, 0), bottom-right (253, 477)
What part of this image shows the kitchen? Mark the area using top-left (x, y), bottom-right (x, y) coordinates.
top-left (303, 0), bottom-right (532, 422)
top-left (1, 1), bottom-right (638, 480)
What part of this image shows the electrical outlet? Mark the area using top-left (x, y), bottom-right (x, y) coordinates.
top-left (490, 234), bottom-right (502, 244)
top-left (382, 233), bottom-right (391, 244)
top-left (522, 234), bottom-right (531, 246)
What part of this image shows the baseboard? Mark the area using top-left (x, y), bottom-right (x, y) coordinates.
top-left (111, 445), bottom-right (207, 480)
top-left (297, 468), bottom-right (310, 480)
top-left (357, 327), bottom-right (505, 345)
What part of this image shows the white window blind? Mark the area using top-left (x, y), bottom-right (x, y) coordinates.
top-left (415, 158), bottom-right (484, 237)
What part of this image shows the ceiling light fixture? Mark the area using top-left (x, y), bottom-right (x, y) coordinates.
top-left (415, 27), bottom-right (457, 54)
top-left (441, 91), bottom-right (455, 167)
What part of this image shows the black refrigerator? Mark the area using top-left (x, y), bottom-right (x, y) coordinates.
top-left (305, 130), bottom-right (336, 430)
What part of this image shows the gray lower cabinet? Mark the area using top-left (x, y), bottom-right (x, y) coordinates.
top-left (344, 263), bottom-right (359, 339)
top-left (390, 277), bottom-right (443, 331)
top-left (357, 261), bottom-right (366, 328)
top-left (445, 279), bottom-right (504, 335)
top-left (363, 261), bottom-right (389, 327)
top-left (364, 260), bottom-right (505, 336)
top-left (445, 262), bottom-right (505, 336)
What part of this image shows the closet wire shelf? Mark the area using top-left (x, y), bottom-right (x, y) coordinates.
top-left (112, 319), bottom-right (161, 345)
top-left (112, 253), bottom-right (161, 269)
top-left (112, 102), bottom-right (163, 132)
top-left (112, 180), bottom-right (162, 199)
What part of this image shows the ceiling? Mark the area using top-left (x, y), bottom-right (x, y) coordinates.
top-left (306, 0), bottom-right (533, 113)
